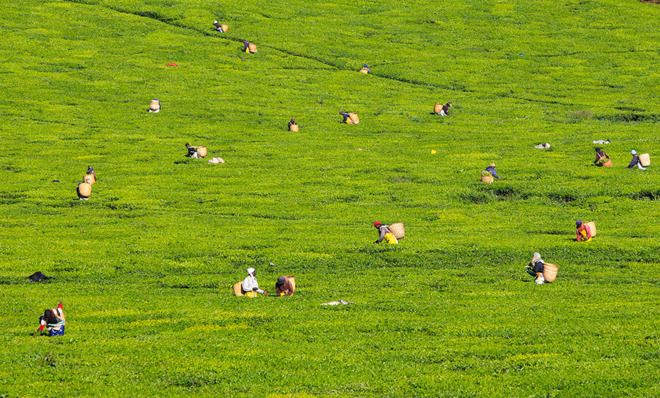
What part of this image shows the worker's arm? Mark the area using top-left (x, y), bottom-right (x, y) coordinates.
top-left (375, 227), bottom-right (386, 243)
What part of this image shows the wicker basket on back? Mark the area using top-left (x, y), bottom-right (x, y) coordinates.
top-left (434, 103), bottom-right (442, 114)
top-left (347, 113), bottom-right (360, 125)
top-left (77, 183), bottom-right (92, 199)
top-left (602, 159), bottom-right (613, 168)
top-left (232, 282), bottom-right (243, 296)
top-left (196, 146), bottom-right (208, 158)
top-left (543, 263), bottom-right (559, 283)
top-left (586, 221), bottom-right (597, 237)
top-left (248, 43), bottom-right (257, 53)
top-left (388, 223), bottom-right (405, 240)
top-left (289, 124), bottom-right (299, 132)
top-left (481, 175), bottom-right (494, 184)
top-left (639, 153), bottom-right (650, 167)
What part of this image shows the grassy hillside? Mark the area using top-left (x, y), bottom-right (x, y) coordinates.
top-left (0, 0), bottom-right (658, 396)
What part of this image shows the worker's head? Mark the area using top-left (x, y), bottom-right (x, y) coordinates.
top-left (373, 221), bottom-right (382, 228)
top-left (214, 20), bottom-right (218, 24)
top-left (631, 149), bottom-right (637, 155)
top-left (532, 252), bottom-right (542, 262)
top-left (489, 162), bottom-right (496, 167)
top-left (576, 220), bottom-right (582, 227)
top-left (276, 276), bottom-right (286, 287)
top-left (247, 267), bottom-right (256, 277)
top-left (595, 147), bottom-right (601, 152)
top-left (42, 309), bottom-right (57, 324)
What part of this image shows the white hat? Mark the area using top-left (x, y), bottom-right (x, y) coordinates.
top-left (631, 149), bottom-right (637, 155)
top-left (214, 20), bottom-right (218, 24)
top-left (247, 268), bottom-right (255, 275)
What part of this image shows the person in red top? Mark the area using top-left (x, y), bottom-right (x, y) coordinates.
top-left (575, 220), bottom-right (592, 242)
top-left (34, 302), bottom-right (65, 336)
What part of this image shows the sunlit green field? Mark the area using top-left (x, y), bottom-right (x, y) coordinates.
top-left (0, 0), bottom-right (658, 396)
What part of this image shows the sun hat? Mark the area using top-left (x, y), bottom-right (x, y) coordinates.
top-left (247, 268), bottom-right (255, 276)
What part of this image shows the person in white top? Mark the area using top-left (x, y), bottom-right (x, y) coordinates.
top-left (242, 268), bottom-right (268, 297)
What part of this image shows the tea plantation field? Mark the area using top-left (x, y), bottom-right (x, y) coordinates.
top-left (0, 0), bottom-right (658, 396)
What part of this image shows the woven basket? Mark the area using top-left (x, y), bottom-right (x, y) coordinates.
top-left (359, 67), bottom-right (369, 74)
top-left (639, 153), bottom-right (650, 167)
top-left (543, 263), bottom-right (559, 283)
top-left (285, 276), bottom-right (296, 296)
top-left (220, 24), bottom-right (229, 32)
top-left (348, 113), bottom-right (360, 124)
top-left (586, 221), bottom-right (597, 237)
top-left (196, 146), bottom-right (208, 158)
top-left (388, 223), bottom-right (405, 240)
top-left (232, 282), bottom-right (243, 296)
top-left (149, 100), bottom-right (160, 111)
top-left (289, 124), bottom-right (299, 132)
top-left (481, 175), bottom-right (494, 184)
top-left (434, 103), bottom-right (442, 114)
top-left (248, 43), bottom-right (257, 53)
top-left (77, 183), bottom-right (92, 198)
top-left (602, 159), bottom-right (613, 168)
top-left (84, 174), bottom-right (96, 185)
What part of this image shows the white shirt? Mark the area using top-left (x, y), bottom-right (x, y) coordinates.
top-left (242, 275), bottom-right (263, 294)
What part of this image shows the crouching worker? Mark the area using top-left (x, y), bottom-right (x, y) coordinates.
top-left (484, 163), bottom-right (500, 179)
top-left (594, 147), bottom-right (611, 167)
top-left (575, 220), bottom-right (592, 242)
top-left (627, 150), bottom-right (647, 170)
top-left (147, 99), bottom-right (160, 113)
top-left (241, 268), bottom-right (268, 297)
top-left (275, 276), bottom-right (296, 296)
top-left (526, 252), bottom-right (545, 285)
top-left (34, 302), bottom-right (65, 336)
top-left (373, 221), bottom-right (398, 244)
top-left (185, 143), bottom-right (199, 158)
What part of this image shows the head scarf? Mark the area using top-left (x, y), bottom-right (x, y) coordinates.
top-left (247, 268), bottom-right (255, 276)
top-left (631, 149), bottom-right (637, 155)
top-left (532, 252), bottom-right (542, 263)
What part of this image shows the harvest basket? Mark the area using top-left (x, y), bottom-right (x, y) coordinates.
top-left (434, 103), bottom-right (442, 114)
top-left (602, 159), bottom-right (612, 168)
top-left (232, 282), bottom-right (243, 296)
top-left (543, 263), bottom-right (559, 283)
top-left (196, 146), bottom-right (208, 158)
top-left (77, 183), bottom-right (92, 198)
top-left (348, 113), bottom-right (360, 125)
top-left (388, 223), bottom-right (405, 240)
top-left (586, 221), bottom-right (597, 237)
top-left (481, 175), bottom-right (494, 184)
top-left (248, 43), bottom-right (257, 53)
top-left (639, 153), bottom-right (650, 167)
top-left (289, 124), bottom-right (299, 132)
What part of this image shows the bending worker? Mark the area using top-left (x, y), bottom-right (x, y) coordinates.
top-left (275, 276), bottom-right (296, 296)
top-left (526, 252), bottom-right (545, 285)
top-left (242, 268), bottom-right (268, 297)
top-left (628, 150), bottom-right (647, 170)
top-left (594, 147), bottom-right (610, 166)
top-left (575, 220), bottom-right (592, 242)
top-left (373, 221), bottom-right (398, 244)
top-left (34, 302), bottom-right (65, 336)
top-left (484, 163), bottom-right (500, 179)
